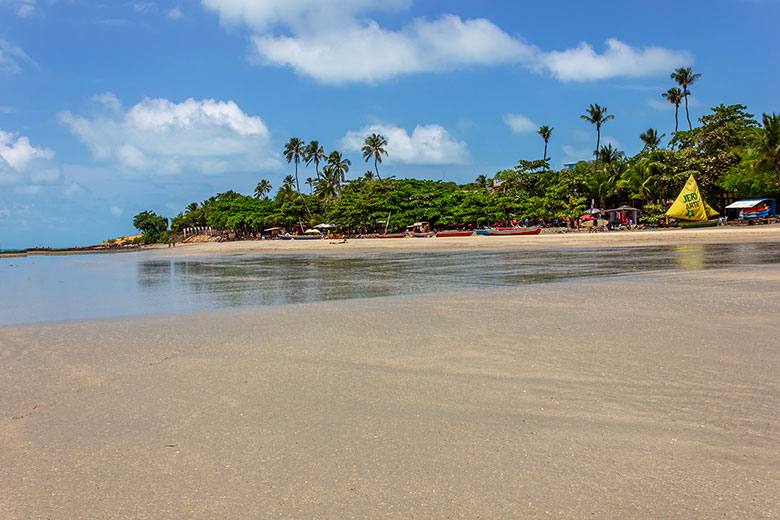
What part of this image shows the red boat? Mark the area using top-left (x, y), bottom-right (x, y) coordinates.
top-left (375, 232), bottom-right (407, 238)
top-left (435, 230), bottom-right (474, 237)
top-left (474, 227), bottom-right (541, 236)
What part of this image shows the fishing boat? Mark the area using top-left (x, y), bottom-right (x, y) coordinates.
top-left (408, 222), bottom-right (434, 237)
top-left (436, 230), bottom-right (474, 237)
top-left (665, 175), bottom-right (720, 228)
top-left (474, 227), bottom-right (541, 236)
top-left (410, 232), bottom-right (435, 238)
top-left (278, 233), bottom-right (322, 240)
top-left (375, 232), bottom-right (407, 238)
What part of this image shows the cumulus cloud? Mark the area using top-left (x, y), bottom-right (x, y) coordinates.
top-left (341, 123), bottom-right (468, 165)
top-left (202, 0), bottom-right (691, 85)
top-left (0, 130), bottom-right (61, 187)
top-left (504, 113), bottom-right (537, 134)
top-left (59, 93), bottom-right (278, 174)
top-left (0, 39), bottom-right (35, 74)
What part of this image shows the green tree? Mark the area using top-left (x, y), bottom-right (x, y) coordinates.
top-left (327, 151), bottom-right (351, 190)
top-left (537, 125), bottom-right (554, 161)
top-left (283, 137), bottom-right (313, 218)
top-left (670, 67), bottom-right (702, 130)
top-left (305, 140), bottom-right (325, 179)
top-left (662, 87), bottom-right (683, 133)
top-left (640, 128), bottom-right (665, 150)
top-left (362, 133), bottom-right (389, 188)
top-left (746, 112), bottom-right (780, 186)
top-left (581, 104), bottom-right (615, 173)
top-left (132, 210), bottom-right (169, 243)
top-left (254, 179), bottom-right (272, 199)
top-left (598, 144), bottom-right (624, 165)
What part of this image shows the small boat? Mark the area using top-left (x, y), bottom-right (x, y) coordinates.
top-left (666, 175), bottom-right (720, 228)
top-left (375, 233), bottom-right (407, 239)
top-left (411, 232), bottom-right (435, 238)
top-left (435, 230), bottom-right (474, 237)
top-left (474, 227), bottom-right (541, 236)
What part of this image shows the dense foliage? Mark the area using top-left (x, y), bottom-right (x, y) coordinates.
top-left (135, 92), bottom-right (779, 240)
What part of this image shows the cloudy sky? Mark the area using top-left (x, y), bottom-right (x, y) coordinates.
top-left (0, 0), bottom-right (777, 248)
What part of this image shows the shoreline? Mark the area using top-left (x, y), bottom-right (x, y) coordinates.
top-left (5, 224), bottom-right (779, 259)
top-left (2, 266), bottom-right (778, 518)
top-left (154, 224), bottom-right (780, 257)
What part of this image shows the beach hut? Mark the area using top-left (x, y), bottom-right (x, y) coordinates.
top-left (604, 205), bottom-right (639, 225)
top-left (724, 199), bottom-right (776, 221)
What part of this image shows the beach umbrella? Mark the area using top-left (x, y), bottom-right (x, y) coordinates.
top-left (264, 227), bottom-right (284, 231)
top-left (314, 223), bottom-right (336, 229)
top-left (304, 229), bottom-right (322, 234)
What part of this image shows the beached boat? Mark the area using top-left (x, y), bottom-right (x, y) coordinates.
top-left (666, 175), bottom-right (720, 228)
top-left (375, 233), bottom-right (407, 239)
top-left (411, 232), bottom-right (435, 238)
top-left (436, 230), bottom-right (474, 237)
top-left (474, 227), bottom-right (541, 236)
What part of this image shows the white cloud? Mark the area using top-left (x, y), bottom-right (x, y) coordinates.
top-left (0, 130), bottom-right (61, 187)
top-left (341, 123), bottom-right (468, 165)
top-left (542, 39), bottom-right (690, 82)
top-left (133, 2), bottom-right (157, 13)
top-left (503, 113), bottom-right (537, 134)
top-left (0, 39), bottom-right (35, 74)
top-left (168, 8), bottom-right (183, 20)
top-left (110, 206), bottom-right (123, 216)
top-left (59, 93), bottom-right (278, 175)
top-left (646, 98), bottom-right (673, 111)
top-left (0, 0), bottom-right (35, 17)
top-left (202, 0), bottom-right (691, 85)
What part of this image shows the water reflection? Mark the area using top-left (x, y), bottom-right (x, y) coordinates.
top-left (2, 242), bottom-right (779, 325)
top-left (137, 243), bottom-right (780, 311)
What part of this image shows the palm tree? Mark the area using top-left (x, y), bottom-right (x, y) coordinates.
top-left (304, 140), bottom-right (325, 179)
top-left (475, 174), bottom-right (489, 189)
top-left (639, 128), bottom-right (665, 150)
top-left (326, 151), bottom-right (351, 190)
top-left (305, 177), bottom-right (315, 195)
top-left (362, 133), bottom-right (388, 187)
top-left (670, 67), bottom-right (701, 130)
top-left (363, 170), bottom-right (375, 182)
top-left (581, 104), bottom-right (615, 173)
top-left (662, 87), bottom-right (683, 133)
top-left (283, 137), bottom-right (312, 218)
top-left (254, 179), bottom-right (272, 199)
top-left (598, 144), bottom-right (625, 165)
top-left (746, 112), bottom-right (780, 185)
top-left (537, 125), bottom-right (554, 161)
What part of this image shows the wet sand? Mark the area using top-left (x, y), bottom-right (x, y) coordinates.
top-left (2, 265), bottom-right (779, 518)
top-left (159, 224), bottom-right (780, 257)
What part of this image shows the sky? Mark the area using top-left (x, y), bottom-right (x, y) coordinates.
top-left (0, 0), bottom-right (778, 249)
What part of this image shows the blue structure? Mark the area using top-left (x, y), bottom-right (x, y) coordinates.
top-left (725, 199), bottom-right (777, 219)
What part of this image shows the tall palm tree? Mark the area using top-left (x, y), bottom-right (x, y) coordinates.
top-left (304, 140), bottom-right (325, 179)
top-left (283, 137), bottom-right (312, 218)
top-left (362, 133), bottom-right (388, 187)
top-left (537, 125), bottom-right (554, 161)
top-left (639, 128), bottom-right (665, 150)
top-left (254, 179), bottom-right (272, 199)
top-left (581, 104), bottom-right (615, 173)
top-left (670, 67), bottom-right (701, 130)
top-left (475, 174), bottom-right (489, 189)
top-left (662, 87), bottom-right (683, 133)
top-left (305, 177), bottom-right (314, 195)
top-left (747, 112), bottom-right (780, 185)
top-left (326, 151), bottom-right (351, 190)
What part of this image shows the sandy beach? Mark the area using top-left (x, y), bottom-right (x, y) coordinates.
top-left (157, 224), bottom-right (780, 257)
top-left (2, 260), bottom-right (779, 518)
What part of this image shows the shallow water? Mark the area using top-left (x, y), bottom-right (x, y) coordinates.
top-left (2, 243), bottom-right (779, 325)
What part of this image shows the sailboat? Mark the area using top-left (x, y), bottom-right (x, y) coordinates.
top-left (665, 175), bottom-right (720, 228)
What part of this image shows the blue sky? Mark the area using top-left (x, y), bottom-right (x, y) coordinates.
top-left (0, 0), bottom-right (777, 248)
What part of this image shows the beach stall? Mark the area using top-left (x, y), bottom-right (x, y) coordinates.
top-left (725, 199), bottom-right (776, 222)
top-left (604, 205), bottom-right (639, 226)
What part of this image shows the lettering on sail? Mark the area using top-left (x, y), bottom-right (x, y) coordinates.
top-left (683, 192), bottom-right (700, 218)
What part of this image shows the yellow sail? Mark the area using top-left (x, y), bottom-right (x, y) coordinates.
top-left (666, 175), bottom-right (719, 221)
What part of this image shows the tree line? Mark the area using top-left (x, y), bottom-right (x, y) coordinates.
top-left (132, 67), bottom-right (779, 241)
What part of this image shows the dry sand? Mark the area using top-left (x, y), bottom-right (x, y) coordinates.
top-left (152, 224), bottom-right (780, 257)
top-left (2, 264), bottom-right (779, 518)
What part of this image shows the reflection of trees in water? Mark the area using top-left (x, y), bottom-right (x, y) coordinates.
top-left (136, 260), bottom-right (173, 289)
top-left (135, 244), bottom-right (780, 311)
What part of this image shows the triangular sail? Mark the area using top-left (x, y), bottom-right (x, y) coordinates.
top-left (666, 175), bottom-right (719, 221)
